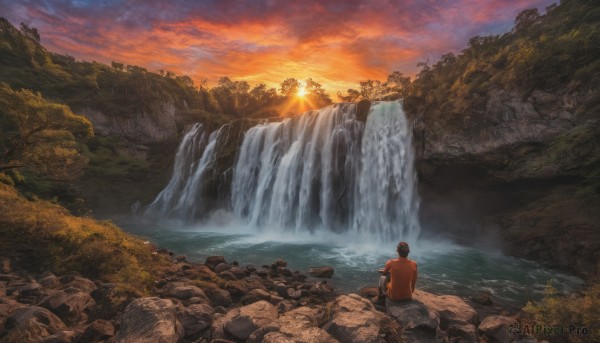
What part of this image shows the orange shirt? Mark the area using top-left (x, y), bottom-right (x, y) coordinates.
top-left (383, 257), bottom-right (417, 301)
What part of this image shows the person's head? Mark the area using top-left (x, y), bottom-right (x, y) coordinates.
top-left (397, 242), bottom-right (410, 258)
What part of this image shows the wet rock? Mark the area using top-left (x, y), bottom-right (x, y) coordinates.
top-left (478, 315), bottom-right (517, 343)
top-left (277, 267), bottom-right (293, 277)
top-left (241, 288), bottom-right (272, 305)
top-left (246, 264), bottom-right (257, 273)
top-left (356, 100), bottom-right (372, 122)
top-left (79, 319), bottom-right (114, 342)
top-left (116, 297), bottom-right (183, 343)
top-left (41, 287), bottom-right (95, 325)
top-left (271, 259), bottom-right (287, 269)
top-left (471, 292), bottom-right (494, 306)
top-left (309, 266), bottom-right (335, 278)
top-left (177, 303), bottom-right (214, 337)
top-left (323, 294), bottom-right (402, 343)
top-left (205, 256), bottom-right (227, 271)
top-left (222, 300), bottom-right (278, 340)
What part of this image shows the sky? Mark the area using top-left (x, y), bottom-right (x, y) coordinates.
top-left (1, 0), bottom-right (555, 95)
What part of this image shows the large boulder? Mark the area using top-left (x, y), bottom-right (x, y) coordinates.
top-left (166, 284), bottom-right (210, 303)
top-left (323, 294), bottom-right (402, 343)
top-left (177, 303), bottom-right (214, 337)
top-left (248, 306), bottom-right (339, 343)
top-left (41, 287), bottom-right (95, 324)
top-left (2, 306), bottom-right (66, 343)
top-left (115, 297), bottom-right (183, 343)
top-left (413, 290), bottom-right (478, 328)
top-left (385, 298), bottom-right (439, 331)
top-left (222, 300), bottom-right (278, 340)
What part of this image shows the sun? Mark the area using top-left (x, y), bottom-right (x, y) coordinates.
top-left (297, 86), bottom-right (306, 98)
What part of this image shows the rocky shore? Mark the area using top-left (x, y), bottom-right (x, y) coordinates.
top-left (0, 251), bottom-right (542, 343)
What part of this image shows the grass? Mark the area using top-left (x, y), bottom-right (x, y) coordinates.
top-left (0, 182), bottom-right (169, 296)
top-left (524, 283), bottom-right (600, 342)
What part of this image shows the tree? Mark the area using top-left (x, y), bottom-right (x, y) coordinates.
top-left (385, 71), bottom-right (411, 99)
top-left (337, 89), bottom-right (361, 102)
top-left (304, 78), bottom-right (332, 106)
top-left (111, 61), bottom-right (124, 71)
top-left (514, 8), bottom-right (541, 33)
top-left (19, 23), bottom-right (40, 42)
top-left (0, 83), bottom-right (93, 181)
top-left (280, 78), bottom-right (300, 97)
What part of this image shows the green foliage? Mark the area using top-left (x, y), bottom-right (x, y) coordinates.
top-left (524, 282), bottom-right (600, 342)
top-left (0, 183), bottom-right (169, 295)
top-left (0, 82), bottom-right (93, 181)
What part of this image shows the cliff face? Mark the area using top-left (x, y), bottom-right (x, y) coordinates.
top-left (80, 102), bottom-right (178, 143)
top-left (413, 86), bottom-right (600, 281)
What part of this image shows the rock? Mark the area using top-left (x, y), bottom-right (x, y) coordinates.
top-left (115, 297), bottom-right (183, 343)
top-left (41, 287), bottom-right (95, 324)
top-left (177, 303), bottom-right (214, 337)
top-left (309, 266), bottom-right (335, 278)
top-left (215, 263), bottom-right (231, 274)
top-left (38, 272), bottom-right (60, 289)
top-left (4, 306), bottom-right (66, 332)
top-left (356, 100), bottom-right (372, 122)
top-left (222, 300), bottom-right (278, 340)
top-left (0, 257), bottom-right (11, 274)
top-left (478, 315), bottom-right (517, 343)
top-left (249, 307), bottom-right (339, 343)
top-left (271, 259), bottom-right (287, 269)
top-left (246, 264), bottom-right (257, 273)
top-left (79, 319), bottom-right (115, 342)
top-left (323, 294), bottom-right (401, 343)
top-left (229, 267), bottom-right (249, 279)
top-left (277, 267), bottom-right (293, 277)
top-left (225, 280), bottom-right (248, 297)
top-left (385, 298), bottom-right (439, 331)
top-left (205, 256), bottom-right (227, 271)
top-left (241, 288), bottom-right (272, 305)
top-left (3, 306), bottom-right (66, 342)
top-left (471, 292), bottom-right (494, 306)
top-left (166, 284), bottom-right (209, 302)
top-left (62, 276), bottom-right (96, 293)
top-left (207, 288), bottom-right (233, 307)
top-left (413, 290), bottom-right (478, 328)
top-left (40, 330), bottom-right (81, 343)
top-left (359, 287), bottom-right (379, 299)
top-left (245, 278), bottom-right (268, 291)
top-left (277, 300), bottom-right (294, 313)
top-left (218, 271), bottom-right (238, 281)
top-left (275, 283), bottom-right (288, 298)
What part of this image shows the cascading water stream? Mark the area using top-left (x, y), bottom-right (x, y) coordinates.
top-left (231, 100), bottom-right (420, 243)
top-left (146, 100), bottom-right (420, 243)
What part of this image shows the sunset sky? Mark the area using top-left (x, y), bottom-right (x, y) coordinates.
top-left (1, 0), bottom-right (555, 94)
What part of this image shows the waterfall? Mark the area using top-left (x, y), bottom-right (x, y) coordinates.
top-left (144, 123), bottom-right (215, 221)
top-left (231, 100), bottom-right (420, 242)
top-left (146, 100), bottom-right (420, 243)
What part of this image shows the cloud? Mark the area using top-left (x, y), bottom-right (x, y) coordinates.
top-left (0, 0), bottom-right (556, 95)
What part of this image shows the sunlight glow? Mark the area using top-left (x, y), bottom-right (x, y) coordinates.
top-left (297, 86), bottom-right (306, 97)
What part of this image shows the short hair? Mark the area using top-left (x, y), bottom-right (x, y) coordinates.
top-left (397, 242), bottom-right (410, 257)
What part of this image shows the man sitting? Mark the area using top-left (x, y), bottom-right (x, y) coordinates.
top-left (375, 241), bottom-right (417, 304)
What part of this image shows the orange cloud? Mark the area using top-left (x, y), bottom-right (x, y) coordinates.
top-left (0, 0), bottom-right (555, 95)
